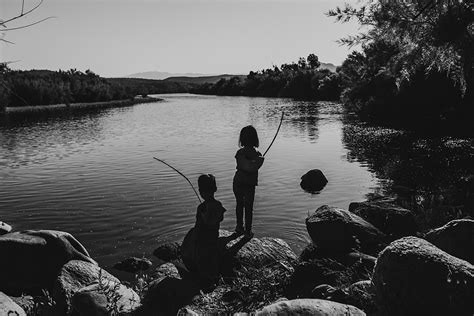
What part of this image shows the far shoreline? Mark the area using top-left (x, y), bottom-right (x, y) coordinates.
top-left (3, 96), bottom-right (162, 114)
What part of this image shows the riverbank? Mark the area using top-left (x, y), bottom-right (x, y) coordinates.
top-left (0, 193), bottom-right (472, 315)
top-left (3, 96), bottom-right (161, 114)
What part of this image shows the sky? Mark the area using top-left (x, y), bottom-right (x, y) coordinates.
top-left (1, 0), bottom-right (361, 77)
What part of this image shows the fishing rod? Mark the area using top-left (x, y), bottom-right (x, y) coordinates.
top-left (152, 157), bottom-right (202, 203)
top-left (263, 111), bottom-right (284, 157)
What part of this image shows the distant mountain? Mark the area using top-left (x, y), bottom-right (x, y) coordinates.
top-left (127, 71), bottom-right (211, 80)
top-left (319, 62), bottom-right (338, 72)
top-left (165, 74), bottom-right (246, 85)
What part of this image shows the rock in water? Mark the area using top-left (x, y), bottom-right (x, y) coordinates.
top-left (52, 260), bottom-right (119, 315)
top-left (71, 282), bottom-right (140, 315)
top-left (256, 299), bottom-right (365, 315)
top-left (0, 291), bottom-right (26, 316)
top-left (0, 222), bottom-right (12, 235)
top-left (0, 230), bottom-right (95, 293)
top-left (153, 242), bottom-right (181, 262)
top-left (300, 169), bottom-right (328, 193)
top-left (113, 257), bottom-right (152, 273)
top-left (425, 219), bottom-right (474, 264)
top-left (306, 205), bottom-right (384, 253)
top-left (349, 200), bottom-right (417, 238)
top-left (373, 237), bottom-right (474, 315)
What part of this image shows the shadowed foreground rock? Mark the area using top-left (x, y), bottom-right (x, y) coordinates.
top-left (306, 205), bottom-right (384, 253)
top-left (349, 200), bottom-right (417, 238)
top-left (52, 260), bottom-right (119, 315)
top-left (71, 282), bottom-right (140, 315)
top-left (255, 299), bottom-right (366, 315)
top-left (0, 230), bottom-right (96, 294)
top-left (373, 237), bottom-right (474, 315)
top-left (425, 218), bottom-right (474, 264)
top-left (300, 169), bottom-right (328, 193)
top-left (0, 291), bottom-right (26, 316)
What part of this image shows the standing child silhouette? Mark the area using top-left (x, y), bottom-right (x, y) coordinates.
top-left (233, 125), bottom-right (264, 238)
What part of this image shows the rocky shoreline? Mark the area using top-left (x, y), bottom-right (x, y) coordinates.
top-left (1, 197), bottom-right (473, 315)
top-left (3, 96), bottom-right (162, 114)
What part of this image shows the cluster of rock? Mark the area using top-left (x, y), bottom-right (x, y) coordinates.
top-left (1, 189), bottom-right (472, 315)
top-left (0, 229), bottom-right (140, 315)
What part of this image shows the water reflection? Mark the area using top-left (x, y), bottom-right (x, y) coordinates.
top-left (0, 107), bottom-right (127, 168)
top-left (341, 121), bottom-right (474, 230)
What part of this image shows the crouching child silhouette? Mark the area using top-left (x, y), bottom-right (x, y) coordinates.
top-left (181, 174), bottom-right (227, 289)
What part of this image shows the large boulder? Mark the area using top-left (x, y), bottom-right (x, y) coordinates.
top-left (0, 221), bottom-right (12, 235)
top-left (52, 260), bottom-right (119, 315)
top-left (71, 282), bottom-right (140, 316)
top-left (0, 230), bottom-right (95, 293)
top-left (256, 299), bottom-right (365, 315)
top-left (349, 200), bottom-right (418, 238)
top-left (300, 169), bottom-right (328, 193)
top-left (0, 291), bottom-right (26, 316)
top-left (306, 205), bottom-right (385, 253)
top-left (425, 219), bottom-right (474, 264)
top-left (373, 237), bottom-right (474, 315)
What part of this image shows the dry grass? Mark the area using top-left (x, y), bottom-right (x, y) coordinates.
top-left (188, 260), bottom-right (294, 313)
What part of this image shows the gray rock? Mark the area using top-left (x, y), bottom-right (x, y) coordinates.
top-left (373, 237), bottom-right (474, 315)
top-left (425, 219), bottom-right (474, 264)
top-left (113, 257), bottom-right (152, 273)
top-left (349, 200), bottom-right (418, 238)
top-left (306, 205), bottom-right (385, 253)
top-left (300, 169), bottom-right (328, 193)
top-left (0, 222), bottom-right (12, 235)
top-left (256, 298), bottom-right (366, 315)
top-left (0, 230), bottom-right (95, 293)
top-left (229, 236), bottom-right (298, 268)
top-left (0, 291), bottom-right (26, 316)
top-left (52, 260), bottom-right (119, 315)
top-left (152, 263), bottom-right (180, 282)
top-left (71, 282), bottom-right (140, 316)
top-left (153, 242), bottom-right (181, 262)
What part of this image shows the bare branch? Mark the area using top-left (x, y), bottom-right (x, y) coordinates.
top-left (2, 0), bottom-right (45, 25)
top-left (2, 17), bottom-right (55, 32)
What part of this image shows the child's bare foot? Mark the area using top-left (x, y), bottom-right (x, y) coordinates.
top-left (235, 225), bottom-right (244, 235)
top-left (244, 230), bottom-right (254, 239)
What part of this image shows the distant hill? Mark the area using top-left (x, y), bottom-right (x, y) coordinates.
top-left (126, 71), bottom-right (211, 80)
top-left (164, 74), bottom-right (246, 84)
top-left (319, 62), bottom-right (338, 72)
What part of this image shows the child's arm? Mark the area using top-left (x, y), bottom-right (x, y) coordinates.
top-left (236, 153), bottom-right (264, 173)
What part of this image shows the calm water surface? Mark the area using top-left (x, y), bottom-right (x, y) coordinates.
top-left (0, 94), bottom-right (384, 268)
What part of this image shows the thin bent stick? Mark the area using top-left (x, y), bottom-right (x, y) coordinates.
top-left (263, 111), bottom-right (284, 157)
top-left (153, 157), bottom-right (202, 203)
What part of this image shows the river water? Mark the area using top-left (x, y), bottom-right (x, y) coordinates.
top-left (0, 94), bottom-right (472, 270)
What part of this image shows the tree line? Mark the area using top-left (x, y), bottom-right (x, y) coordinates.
top-left (193, 54), bottom-right (342, 101)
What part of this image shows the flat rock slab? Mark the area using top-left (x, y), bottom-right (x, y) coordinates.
top-left (256, 298), bottom-right (366, 315)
